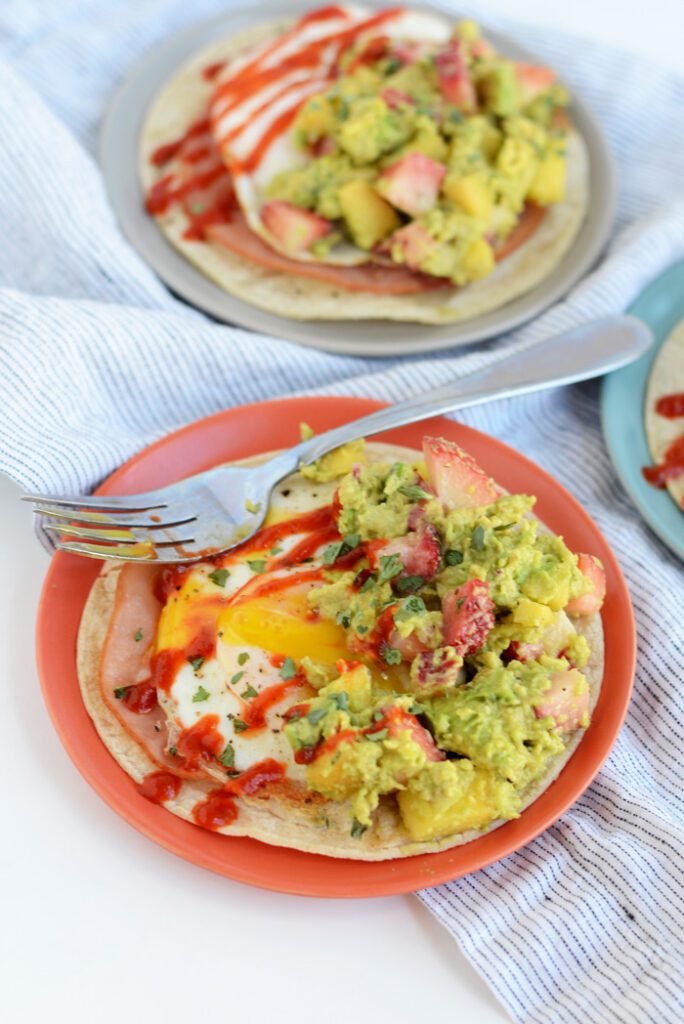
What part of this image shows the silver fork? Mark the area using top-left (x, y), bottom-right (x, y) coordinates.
top-left (23, 315), bottom-right (652, 563)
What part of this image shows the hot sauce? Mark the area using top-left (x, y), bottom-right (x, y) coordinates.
top-left (642, 391), bottom-right (684, 501)
top-left (137, 771), bottom-right (182, 804)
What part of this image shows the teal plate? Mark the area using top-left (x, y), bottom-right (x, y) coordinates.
top-left (602, 259), bottom-right (684, 560)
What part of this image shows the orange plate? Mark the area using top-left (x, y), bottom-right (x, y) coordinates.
top-left (36, 397), bottom-right (635, 897)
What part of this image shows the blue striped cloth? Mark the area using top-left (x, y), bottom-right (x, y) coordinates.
top-left (2, 3), bottom-right (683, 1020)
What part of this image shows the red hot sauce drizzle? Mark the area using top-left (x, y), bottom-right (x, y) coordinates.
top-left (137, 771), bottom-right (182, 804)
top-left (192, 758), bottom-right (286, 829)
top-left (642, 392), bottom-right (684, 501)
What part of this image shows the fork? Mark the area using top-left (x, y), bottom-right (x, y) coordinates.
top-left (23, 315), bottom-right (652, 563)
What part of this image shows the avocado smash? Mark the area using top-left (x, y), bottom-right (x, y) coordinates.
top-left (284, 436), bottom-right (606, 842)
top-left (264, 19), bottom-right (570, 286)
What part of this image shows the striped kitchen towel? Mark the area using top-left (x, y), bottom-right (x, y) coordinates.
top-left (1, 2), bottom-right (683, 1021)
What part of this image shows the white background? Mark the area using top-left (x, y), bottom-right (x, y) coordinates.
top-left (2, 2), bottom-right (680, 1022)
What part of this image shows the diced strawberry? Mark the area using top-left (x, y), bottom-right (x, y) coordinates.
top-left (371, 604), bottom-right (438, 662)
top-left (309, 136), bottom-right (336, 157)
top-left (515, 62), bottom-right (555, 103)
top-left (381, 706), bottom-right (444, 761)
top-left (565, 554), bottom-right (606, 616)
top-left (442, 579), bottom-right (495, 656)
top-left (423, 436), bottom-right (500, 509)
top-left (377, 153), bottom-right (446, 216)
top-left (435, 40), bottom-right (477, 111)
top-left (535, 669), bottom-right (589, 731)
top-left (504, 640), bottom-right (544, 664)
top-left (381, 87), bottom-right (415, 109)
top-left (388, 222), bottom-right (433, 270)
top-left (368, 523), bottom-right (442, 581)
top-left (261, 201), bottom-right (331, 254)
top-left (394, 41), bottom-right (434, 66)
top-left (410, 646), bottom-right (465, 694)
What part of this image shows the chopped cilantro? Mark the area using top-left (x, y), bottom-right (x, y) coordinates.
top-left (395, 574), bottom-right (424, 594)
top-left (307, 706), bottom-right (328, 725)
top-left (367, 728), bottom-right (388, 742)
top-left (394, 595), bottom-right (426, 621)
top-left (332, 691), bottom-right (349, 712)
top-left (233, 718), bottom-right (249, 733)
top-left (445, 549), bottom-right (464, 566)
top-left (237, 652), bottom-right (250, 666)
top-left (188, 655), bottom-right (205, 672)
top-left (335, 610), bottom-right (352, 628)
top-left (245, 499), bottom-right (262, 514)
top-left (351, 819), bottom-right (367, 839)
top-left (398, 483), bottom-right (431, 501)
top-left (113, 686), bottom-right (130, 700)
top-left (247, 559), bottom-right (267, 574)
top-left (230, 671), bottom-right (245, 686)
top-left (192, 685), bottom-right (210, 702)
top-left (280, 656), bottom-right (297, 680)
top-left (220, 743), bottom-right (235, 769)
top-left (378, 553), bottom-right (404, 583)
top-left (270, 545), bottom-right (283, 555)
top-left (356, 624), bottom-right (369, 635)
top-left (472, 525), bottom-right (486, 550)
top-left (322, 533), bottom-right (361, 565)
top-left (381, 645), bottom-right (402, 665)
top-left (360, 575), bottom-right (376, 592)
top-left (133, 628), bottom-right (143, 642)
top-left (242, 683), bottom-right (258, 700)
top-left (168, 746), bottom-right (178, 757)
top-left (189, 202), bottom-right (205, 214)
top-left (208, 568), bottom-right (230, 587)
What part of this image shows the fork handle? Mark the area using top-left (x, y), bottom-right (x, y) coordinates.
top-left (289, 315), bottom-right (651, 467)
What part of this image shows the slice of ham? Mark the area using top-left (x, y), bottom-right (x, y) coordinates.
top-left (99, 564), bottom-right (206, 779)
top-left (204, 215), bottom-right (449, 294)
top-left (492, 203), bottom-right (546, 261)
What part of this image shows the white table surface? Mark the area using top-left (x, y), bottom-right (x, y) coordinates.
top-left (3, 2), bottom-right (681, 1021)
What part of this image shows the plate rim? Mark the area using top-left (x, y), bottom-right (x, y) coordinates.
top-left (601, 258), bottom-right (684, 562)
top-left (35, 395), bottom-right (635, 897)
top-left (99, 0), bottom-right (616, 357)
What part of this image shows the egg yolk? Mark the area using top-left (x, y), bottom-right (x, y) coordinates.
top-left (218, 591), bottom-right (349, 664)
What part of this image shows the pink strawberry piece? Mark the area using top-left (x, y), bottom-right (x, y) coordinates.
top-left (515, 62), bottom-right (555, 103)
top-left (411, 646), bottom-right (464, 695)
top-left (381, 87), bottom-right (415, 109)
top-left (377, 153), bottom-right (446, 217)
top-left (435, 40), bottom-right (477, 111)
top-left (442, 579), bottom-right (495, 656)
top-left (394, 41), bottom-right (434, 66)
top-left (423, 436), bottom-right (500, 509)
top-left (382, 706), bottom-right (444, 762)
top-left (369, 523), bottom-right (442, 581)
top-left (504, 640), bottom-right (544, 664)
top-left (261, 200), bottom-right (331, 254)
top-left (535, 669), bottom-right (589, 731)
top-left (565, 554), bottom-right (606, 616)
top-left (388, 221), bottom-right (433, 270)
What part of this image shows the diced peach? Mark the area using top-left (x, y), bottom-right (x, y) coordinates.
top-left (377, 153), bottom-right (446, 216)
top-left (261, 201), bottom-right (331, 253)
top-left (535, 669), bottom-right (589, 730)
top-left (515, 62), bottom-right (555, 103)
top-left (565, 554), bottom-right (606, 616)
top-left (436, 40), bottom-right (477, 111)
top-left (422, 436), bottom-right (500, 509)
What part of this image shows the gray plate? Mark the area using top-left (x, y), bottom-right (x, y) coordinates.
top-left (100, 0), bottom-right (616, 357)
